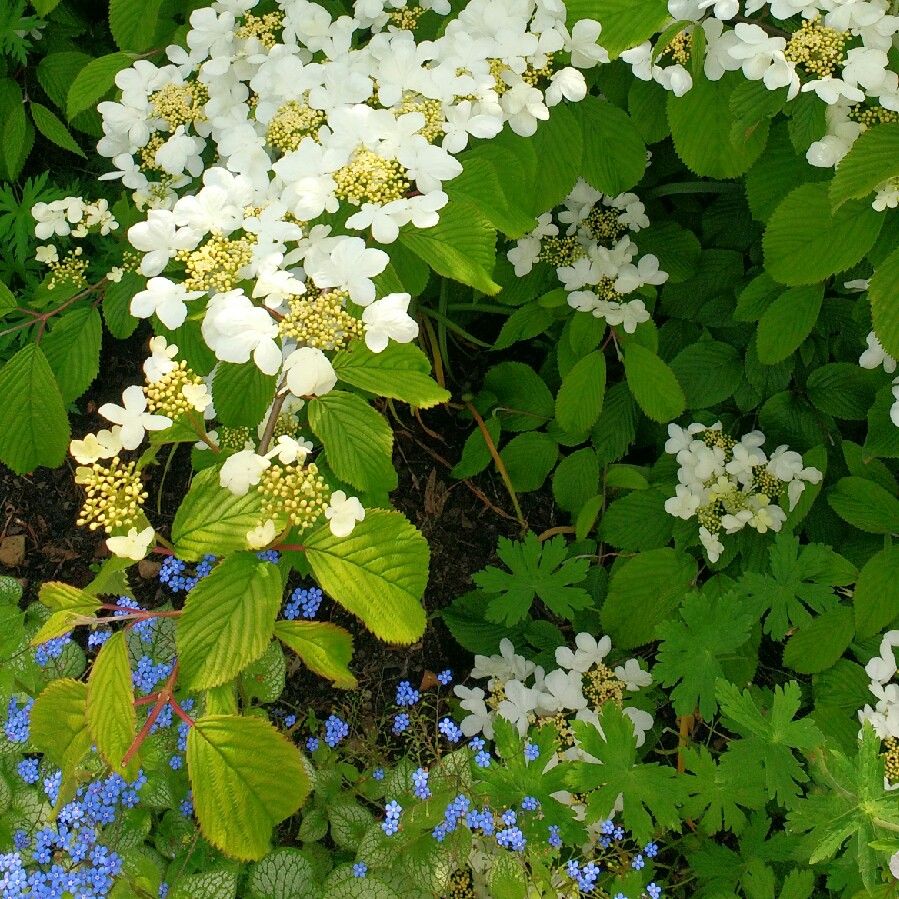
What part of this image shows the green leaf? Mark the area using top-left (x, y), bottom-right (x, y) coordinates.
top-left (332, 342), bottom-right (449, 408)
top-left (187, 714), bottom-right (310, 861)
top-left (451, 416), bottom-right (499, 479)
top-left (755, 284), bottom-right (823, 365)
top-left (87, 632), bottom-right (140, 777)
top-left (484, 361), bottom-right (554, 432)
top-left (247, 849), bottom-right (318, 899)
top-left (782, 605), bottom-right (855, 674)
top-left (633, 222), bottom-right (700, 283)
top-left (171, 467), bottom-right (265, 561)
top-left (552, 448), bottom-right (599, 516)
top-left (670, 340), bottom-right (742, 407)
top-left (870, 245), bottom-right (899, 361)
top-left (668, 73), bottom-right (769, 179)
top-left (763, 182), bottom-right (883, 286)
top-left (830, 123), bottom-right (899, 210)
top-left (656, 591), bottom-right (753, 719)
top-left (170, 870), bottom-right (239, 899)
top-left (854, 546), bottom-right (899, 638)
top-left (567, 705), bottom-right (684, 843)
top-left (623, 343), bottom-right (685, 423)
top-left (0, 79), bottom-right (28, 181)
top-left (29, 102), bottom-right (85, 157)
top-left (0, 344), bottom-right (69, 474)
top-left (308, 391), bottom-right (397, 493)
top-left (628, 77), bottom-right (670, 144)
top-left (555, 350), bottom-right (606, 434)
top-left (499, 431), bottom-right (558, 493)
top-left (474, 532), bottom-right (591, 626)
top-left (273, 620), bottom-right (357, 689)
top-left (828, 476), bottom-right (899, 533)
top-left (399, 200), bottom-right (499, 294)
top-left (67, 53), bottom-right (134, 120)
top-left (177, 554), bottom-right (281, 690)
top-left (37, 52), bottom-right (91, 111)
top-left (32, 582), bottom-right (101, 644)
top-left (574, 96), bottom-right (646, 195)
top-left (601, 548), bottom-right (697, 648)
top-left (31, 0), bottom-right (64, 13)
top-left (240, 641), bottom-right (286, 704)
top-left (566, 0), bottom-right (669, 58)
top-left (304, 511), bottom-right (427, 644)
top-left (102, 272), bottom-right (143, 339)
top-left (806, 363), bottom-right (878, 420)
top-left (599, 489), bottom-right (673, 552)
top-left (526, 103), bottom-right (583, 216)
top-left (492, 302), bottom-right (556, 351)
top-left (592, 382), bottom-right (638, 466)
top-left (109, 0), bottom-right (164, 52)
top-left (212, 363), bottom-right (277, 429)
top-left (329, 801), bottom-right (374, 851)
top-left (29, 679), bottom-right (92, 777)
top-left (41, 307), bottom-right (102, 402)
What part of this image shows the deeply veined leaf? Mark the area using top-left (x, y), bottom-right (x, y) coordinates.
top-left (0, 79), bottom-right (28, 181)
top-left (177, 554), bottom-right (282, 690)
top-left (633, 222), bottom-right (701, 283)
top-left (870, 246), bottom-right (899, 360)
top-left (782, 605), bottom-right (855, 674)
top-left (67, 53), bottom-right (134, 120)
top-left (0, 344), bottom-right (70, 474)
top-left (87, 632), bottom-right (140, 777)
top-left (187, 715), bottom-right (310, 861)
top-left (170, 871), bottom-right (239, 899)
top-left (102, 272), bottom-right (143, 339)
top-left (308, 391), bottom-right (397, 492)
top-left (30, 103), bottom-right (85, 157)
top-left (212, 363), bottom-right (277, 429)
top-left (171, 467), bottom-right (267, 561)
top-left (806, 363), bottom-right (878, 420)
top-left (41, 307), bottom-right (102, 402)
top-left (32, 582), bottom-right (100, 645)
top-left (565, 0), bottom-right (669, 58)
top-left (332, 342), bottom-right (449, 408)
top-left (493, 302), bottom-right (556, 351)
top-left (399, 200), bottom-right (500, 294)
top-left (247, 849), bottom-right (318, 899)
top-left (830, 123), bottom-right (899, 210)
top-left (756, 284), bottom-right (823, 365)
top-left (555, 350), bottom-right (606, 434)
top-left (526, 103), bottom-right (583, 216)
top-left (109, 0), bottom-right (164, 52)
top-left (623, 343), bottom-right (685, 423)
top-left (499, 431), bottom-right (559, 493)
top-left (574, 96), bottom-right (646, 195)
top-left (828, 476), bottom-right (899, 533)
top-left (670, 340), bottom-right (742, 407)
top-left (274, 621), bottom-right (357, 689)
top-left (552, 447), bottom-right (599, 515)
top-left (304, 511), bottom-right (427, 645)
top-left (484, 361), bottom-right (555, 432)
top-left (29, 679), bottom-right (92, 776)
top-left (854, 547), bottom-right (899, 638)
top-left (763, 183), bottom-right (883, 285)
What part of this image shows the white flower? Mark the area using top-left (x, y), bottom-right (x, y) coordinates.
top-left (860, 331), bottom-right (898, 373)
top-left (471, 637), bottom-right (536, 684)
top-left (361, 293), bottom-right (419, 353)
top-left (890, 851), bottom-right (899, 881)
top-left (555, 633), bottom-right (611, 673)
top-left (128, 210), bottom-right (200, 277)
top-left (665, 484), bottom-right (702, 520)
top-left (202, 289), bottom-right (282, 375)
top-left (325, 490), bottom-right (365, 537)
top-left (283, 346), bottom-right (338, 397)
top-left (699, 526), bottom-right (725, 563)
top-left (182, 382), bottom-right (212, 412)
top-left (107, 526), bottom-right (155, 561)
top-left (304, 236), bottom-right (389, 307)
top-left (35, 245), bottom-right (57, 264)
top-left (538, 668), bottom-right (588, 713)
top-left (564, 19), bottom-right (609, 68)
top-left (545, 67), bottom-right (587, 105)
top-left (131, 277), bottom-right (206, 330)
top-left (247, 519), bottom-right (277, 549)
top-left (219, 449), bottom-right (270, 496)
top-left (98, 385), bottom-right (171, 450)
top-left (265, 434), bottom-right (312, 465)
top-left (69, 428), bottom-right (123, 464)
top-left (614, 658), bottom-right (652, 690)
top-left (455, 685), bottom-right (493, 739)
top-left (143, 336), bottom-right (179, 383)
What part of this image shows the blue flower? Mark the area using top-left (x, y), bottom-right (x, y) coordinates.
top-left (372, 768), bottom-right (385, 781)
top-left (438, 717), bottom-right (462, 743)
top-left (521, 796), bottom-right (539, 811)
top-left (475, 750), bottom-right (491, 768)
top-left (353, 862), bottom-right (367, 878)
top-left (524, 741), bottom-right (539, 762)
top-left (412, 767), bottom-right (430, 799)
top-left (644, 841), bottom-right (659, 858)
top-left (392, 713), bottom-right (410, 735)
top-left (437, 669), bottom-right (453, 685)
top-left (547, 824), bottom-right (562, 848)
top-left (395, 680), bottom-right (420, 707)
top-left (632, 853), bottom-right (645, 870)
top-left (324, 714), bottom-right (349, 747)
top-left (646, 883), bottom-right (662, 899)
top-left (285, 586), bottom-right (322, 619)
top-left (306, 737), bottom-right (320, 752)
top-left (283, 714), bottom-right (296, 728)
top-left (496, 826), bottom-right (526, 851)
top-left (17, 758), bottom-right (39, 784)
top-left (256, 549), bottom-right (280, 563)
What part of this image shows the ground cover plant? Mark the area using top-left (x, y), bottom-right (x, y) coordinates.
top-left (1, 0), bottom-right (899, 895)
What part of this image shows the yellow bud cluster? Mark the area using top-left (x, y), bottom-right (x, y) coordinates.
top-left (884, 738), bottom-right (899, 783)
top-left (396, 92), bottom-right (445, 143)
top-left (271, 412), bottom-right (300, 441)
top-left (144, 361), bottom-right (204, 419)
top-left (697, 506), bottom-right (722, 531)
top-left (266, 98), bottom-right (326, 152)
top-left (547, 711), bottom-right (576, 753)
top-left (75, 457), bottom-right (147, 534)
top-left (488, 58), bottom-right (511, 95)
top-left (235, 11), bottom-right (285, 49)
top-left (389, 4), bottom-right (424, 30)
top-left (521, 53), bottom-right (556, 87)
top-left (586, 205), bottom-right (629, 244)
top-left (150, 81), bottom-right (209, 130)
top-left (594, 276), bottom-right (621, 302)
top-left (47, 246), bottom-right (89, 290)
top-left (701, 430), bottom-right (737, 453)
top-left (121, 249), bottom-right (142, 273)
top-left (785, 16), bottom-right (847, 78)
top-left (752, 468), bottom-right (784, 500)
top-left (538, 235), bottom-right (584, 267)
top-left (176, 231), bottom-right (256, 293)
top-left (334, 148), bottom-right (411, 206)
top-left (850, 104), bottom-right (899, 129)
top-left (448, 869), bottom-right (476, 899)
top-left (140, 135), bottom-right (165, 172)
top-left (219, 426), bottom-right (251, 450)
top-left (583, 662), bottom-right (625, 710)
top-left (662, 31), bottom-right (691, 66)
top-left (257, 461), bottom-right (329, 531)
top-left (278, 289), bottom-right (363, 350)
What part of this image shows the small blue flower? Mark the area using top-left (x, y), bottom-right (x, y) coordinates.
top-left (521, 796), bottom-right (539, 811)
top-left (353, 862), bottom-right (367, 878)
top-left (324, 714), bottom-right (349, 747)
top-left (438, 717), bottom-right (462, 743)
top-left (285, 586), bottom-right (322, 620)
top-left (547, 824), bottom-right (562, 848)
top-left (475, 750), bottom-right (491, 768)
top-left (468, 736), bottom-right (485, 751)
top-left (392, 712), bottom-right (410, 735)
top-left (646, 883), bottom-right (662, 899)
top-left (496, 826), bottom-right (526, 851)
top-left (524, 741), bottom-right (539, 762)
top-left (256, 549), bottom-right (280, 563)
top-left (17, 758), bottom-right (39, 784)
top-left (283, 714), bottom-right (296, 728)
top-left (644, 841), bottom-right (659, 858)
top-left (632, 853), bottom-right (645, 870)
top-left (372, 768), bottom-right (384, 781)
top-left (412, 767), bottom-right (430, 800)
top-left (501, 809), bottom-right (517, 827)
top-left (395, 680), bottom-right (420, 707)
top-left (437, 669), bottom-right (453, 685)
top-left (306, 737), bottom-right (320, 752)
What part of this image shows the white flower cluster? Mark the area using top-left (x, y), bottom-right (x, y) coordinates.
top-left (508, 178), bottom-right (666, 333)
top-left (859, 630), bottom-right (899, 790)
top-left (663, 422), bottom-right (823, 563)
top-left (454, 634), bottom-right (653, 747)
top-left (860, 331), bottom-right (899, 427)
top-left (618, 0), bottom-right (899, 178)
top-left (92, 0), bottom-right (606, 397)
top-left (32, 196), bottom-right (119, 240)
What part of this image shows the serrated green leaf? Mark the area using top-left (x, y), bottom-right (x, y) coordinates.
top-left (782, 605), bottom-right (854, 674)
top-left (102, 272), bottom-right (143, 339)
top-left (574, 95), bottom-right (646, 195)
top-left (304, 510), bottom-right (427, 645)
top-left (170, 870), bottom-right (239, 899)
top-left (329, 801), bottom-right (374, 851)
top-left (566, 0), bottom-right (669, 58)
top-left (592, 381), bottom-right (638, 466)
top-left (41, 307), bottom-right (102, 402)
top-left (599, 488), bottom-right (673, 551)
top-left (763, 182), bottom-right (883, 286)
top-left (828, 476), bottom-right (899, 533)
top-left (177, 554), bottom-right (281, 690)
top-left (451, 415), bottom-right (499, 479)
top-left (247, 849), bottom-right (318, 899)
top-left (37, 52), bottom-right (92, 111)
top-left (623, 342), bottom-right (685, 423)
top-left (29, 102), bottom-right (85, 157)
top-left (830, 123), bottom-right (899, 209)
top-left (633, 221), bottom-right (700, 283)
top-left (492, 302), bottom-right (555, 351)
top-left (806, 363), bottom-right (878, 420)
top-left (552, 447), bottom-right (599, 516)
top-left (109, 0), bottom-right (164, 52)
top-left (332, 342), bottom-right (449, 408)
top-left (87, 631), bottom-right (140, 777)
top-left (499, 431), bottom-right (558, 493)
top-left (274, 620), bottom-right (357, 689)
top-left (399, 200), bottom-right (499, 294)
top-left (484, 361), bottom-right (554, 432)
top-left (212, 363), bottom-right (277, 429)
top-left (32, 583), bottom-right (100, 645)
top-left (555, 350), bottom-right (606, 434)
top-left (0, 344), bottom-right (69, 474)
top-left (525, 103), bottom-right (583, 215)
top-left (29, 679), bottom-right (92, 776)
top-left (870, 245), bottom-right (899, 361)
top-left (308, 391), bottom-right (397, 493)
top-left (187, 714), bottom-right (309, 861)
top-left (0, 79), bottom-right (28, 181)
top-left (171, 466), bottom-right (266, 560)
top-left (670, 340), bottom-right (742, 407)
top-left (854, 547), bottom-right (899, 638)
top-left (67, 53), bottom-right (134, 120)
top-left (239, 640), bottom-right (286, 705)
top-left (756, 284), bottom-right (823, 365)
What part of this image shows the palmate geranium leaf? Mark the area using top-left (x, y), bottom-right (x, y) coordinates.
top-left (717, 680), bottom-right (823, 809)
top-left (567, 704), bottom-right (684, 844)
top-left (473, 532), bottom-right (591, 626)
